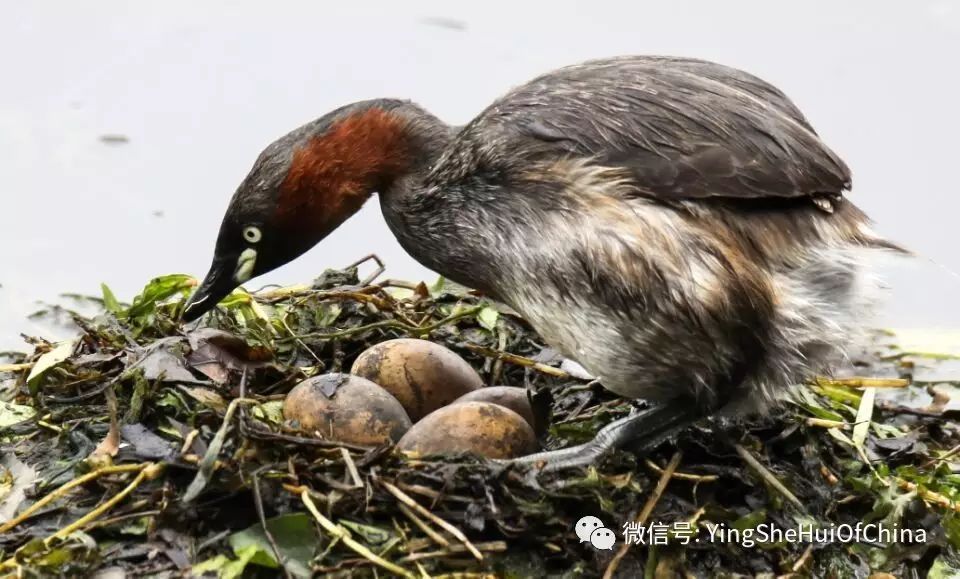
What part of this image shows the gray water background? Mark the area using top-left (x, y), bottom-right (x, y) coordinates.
top-left (2, 0), bottom-right (959, 351)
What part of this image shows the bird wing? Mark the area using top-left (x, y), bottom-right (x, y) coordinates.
top-left (443, 56), bottom-right (851, 203)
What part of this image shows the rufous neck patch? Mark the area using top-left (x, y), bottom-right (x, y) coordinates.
top-left (276, 108), bottom-right (411, 234)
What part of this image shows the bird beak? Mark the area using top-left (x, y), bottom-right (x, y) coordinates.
top-left (182, 257), bottom-right (237, 322)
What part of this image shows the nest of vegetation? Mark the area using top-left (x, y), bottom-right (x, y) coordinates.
top-left (1, 256), bottom-right (959, 578)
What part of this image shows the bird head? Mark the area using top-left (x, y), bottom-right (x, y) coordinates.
top-left (182, 102), bottom-right (411, 322)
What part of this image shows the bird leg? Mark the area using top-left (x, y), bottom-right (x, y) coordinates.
top-left (511, 403), bottom-right (697, 473)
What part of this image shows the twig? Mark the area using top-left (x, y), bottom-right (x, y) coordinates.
top-left (791, 544), bottom-right (814, 572)
top-left (47, 464), bottom-right (163, 541)
top-left (806, 418), bottom-right (849, 429)
top-left (0, 462), bottom-right (149, 535)
top-left (399, 541), bottom-right (507, 562)
top-left (82, 509), bottom-right (162, 531)
top-left (896, 478), bottom-right (960, 512)
top-left (397, 503), bottom-right (450, 549)
top-left (1, 463), bottom-right (164, 571)
top-left (379, 479), bottom-right (483, 561)
top-left (643, 459), bottom-right (718, 482)
top-left (604, 451), bottom-right (683, 579)
top-left (180, 429), bottom-right (200, 456)
top-left (734, 444), bottom-right (804, 510)
top-left (462, 344), bottom-right (570, 378)
top-left (0, 362), bottom-right (33, 373)
top-left (300, 490), bottom-right (415, 578)
top-left (252, 470), bottom-right (292, 579)
top-left (816, 376), bottom-right (910, 389)
top-left (340, 448), bottom-right (364, 489)
top-left (923, 442), bottom-right (960, 468)
top-left (243, 421), bottom-right (372, 452)
top-left (348, 253), bottom-right (386, 286)
top-left (882, 351), bottom-right (960, 361)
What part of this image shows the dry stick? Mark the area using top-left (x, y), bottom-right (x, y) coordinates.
top-left (82, 509), bottom-right (162, 531)
top-left (47, 463), bottom-right (163, 542)
top-left (400, 541), bottom-right (508, 563)
top-left (348, 253), bottom-right (386, 286)
top-left (734, 444), bottom-right (804, 510)
top-left (179, 429), bottom-right (200, 456)
top-left (397, 503), bottom-right (450, 549)
top-left (816, 376), bottom-right (910, 389)
top-left (604, 451), bottom-right (683, 579)
top-left (6, 470), bottom-right (157, 570)
top-left (922, 441), bottom-right (960, 468)
top-left (0, 462), bottom-right (148, 535)
top-left (300, 490), bottom-right (415, 578)
top-left (643, 459), bottom-right (718, 482)
top-left (340, 448), bottom-right (364, 489)
top-left (462, 344), bottom-right (570, 378)
top-left (792, 544), bottom-right (815, 573)
top-left (379, 479), bottom-right (484, 561)
top-left (0, 362), bottom-right (33, 373)
top-left (896, 478), bottom-right (960, 513)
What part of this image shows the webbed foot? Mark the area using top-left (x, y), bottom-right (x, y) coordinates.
top-left (510, 403), bottom-right (697, 473)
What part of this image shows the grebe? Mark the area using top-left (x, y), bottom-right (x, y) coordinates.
top-left (182, 56), bottom-right (898, 470)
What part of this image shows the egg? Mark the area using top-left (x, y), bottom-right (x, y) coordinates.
top-left (453, 386), bottom-right (538, 431)
top-left (350, 338), bottom-right (482, 420)
top-left (397, 401), bottom-right (537, 459)
top-left (282, 373), bottom-right (412, 446)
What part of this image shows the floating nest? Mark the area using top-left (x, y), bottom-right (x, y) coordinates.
top-left (1, 257), bottom-right (958, 577)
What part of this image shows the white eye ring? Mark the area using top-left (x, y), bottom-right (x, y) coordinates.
top-left (243, 226), bottom-right (262, 244)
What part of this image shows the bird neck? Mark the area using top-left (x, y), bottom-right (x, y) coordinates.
top-left (275, 100), bottom-right (451, 240)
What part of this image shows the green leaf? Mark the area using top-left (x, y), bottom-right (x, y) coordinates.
top-left (192, 545), bottom-right (259, 579)
top-left (851, 386), bottom-right (876, 450)
top-left (429, 276), bottom-right (471, 297)
top-left (315, 303), bottom-right (342, 327)
top-left (227, 513), bottom-right (319, 578)
top-left (477, 306), bottom-right (500, 332)
top-left (100, 283), bottom-right (122, 314)
top-left (732, 509), bottom-right (767, 531)
top-left (126, 274), bottom-right (196, 320)
top-left (340, 520), bottom-right (393, 545)
top-left (217, 288), bottom-right (253, 309)
top-left (26, 339), bottom-right (78, 393)
top-left (251, 401), bottom-right (284, 427)
top-left (928, 554), bottom-right (960, 579)
top-left (0, 400), bottom-right (37, 428)
top-left (183, 399), bottom-right (247, 503)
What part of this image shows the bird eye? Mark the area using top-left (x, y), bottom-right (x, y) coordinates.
top-left (243, 226), bottom-right (262, 243)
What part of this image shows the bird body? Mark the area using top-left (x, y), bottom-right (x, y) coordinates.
top-left (184, 56), bottom-right (896, 438)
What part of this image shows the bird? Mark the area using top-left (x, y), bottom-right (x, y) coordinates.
top-left (181, 55), bottom-right (901, 470)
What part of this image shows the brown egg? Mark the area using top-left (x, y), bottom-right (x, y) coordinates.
top-left (397, 401), bottom-right (537, 459)
top-left (350, 339), bottom-right (482, 420)
top-left (282, 373), bottom-right (412, 446)
top-left (453, 386), bottom-right (537, 430)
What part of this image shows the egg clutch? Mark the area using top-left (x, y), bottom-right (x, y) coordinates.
top-left (281, 338), bottom-right (542, 459)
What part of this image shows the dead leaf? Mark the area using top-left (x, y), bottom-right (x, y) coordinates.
top-left (0, 454), bottom-right (38, 522)
top-left (121, 424), bottom-right (175, 460)
top-left (92, 386), bottom-right (121, 458)
top-left (178, 386), bottom-right (228, 412)
top-left (186, 329), bottom-right (271, 384)
top-left (130, 338), bottom-right (200, 383)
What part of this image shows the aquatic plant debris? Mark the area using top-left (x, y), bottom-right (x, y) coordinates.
top-left (1, 257), bottom-right (959, 577)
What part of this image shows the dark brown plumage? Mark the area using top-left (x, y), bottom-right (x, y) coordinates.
top-left (183, 56), bottom-right (898, 469)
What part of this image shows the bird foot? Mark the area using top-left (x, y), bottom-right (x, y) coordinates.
top-left (508, 403), bottom-right (696, 473)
